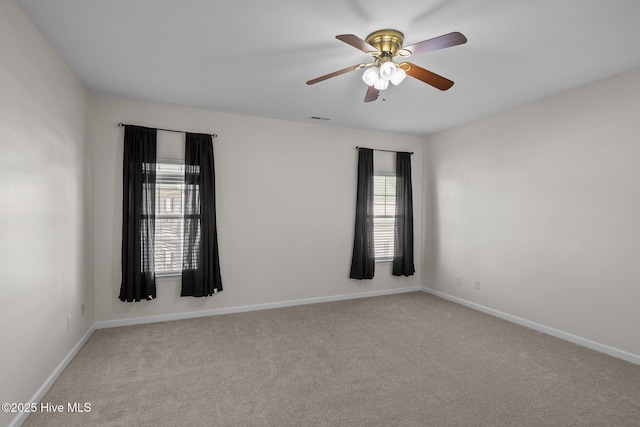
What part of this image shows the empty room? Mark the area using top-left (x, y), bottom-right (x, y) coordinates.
top-left (2, 0), bottom-right (640, 425)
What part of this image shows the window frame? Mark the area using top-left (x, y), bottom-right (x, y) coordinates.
top-left (373, 172), bottom-right (396, 263)
top-left (154, 159), bottom-right (185, 279)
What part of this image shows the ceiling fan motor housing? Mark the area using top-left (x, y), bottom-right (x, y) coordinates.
top-left (365, 29), bottom-right (405, 57)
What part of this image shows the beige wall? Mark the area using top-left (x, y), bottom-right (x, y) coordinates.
top-left (92, 96), bottom-right (423, 323)
top-left (423, 68), bottom-right (640, 356)
top-left (0, 1), bottom-right (94, 425)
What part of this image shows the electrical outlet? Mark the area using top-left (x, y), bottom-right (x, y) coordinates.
top-left (81, 304), bottom-right (85, 316)
top-left (456, 276), bottom-right (462, 285)
top-left (474, 281), bottom-right (480, 290)
top-left (67, 315), bottom-right (71, 330)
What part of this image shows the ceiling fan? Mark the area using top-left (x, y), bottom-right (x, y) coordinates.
top-left (306, 29), bottom-right (467, 102)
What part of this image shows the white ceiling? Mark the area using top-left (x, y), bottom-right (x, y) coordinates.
top-left (16, 0), bottom-right (640, 136)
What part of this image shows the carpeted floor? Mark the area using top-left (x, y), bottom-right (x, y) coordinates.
top-left (23, 292), bottom-right (640, 426)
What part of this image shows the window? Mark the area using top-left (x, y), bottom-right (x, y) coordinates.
top-left (373, 173), bottom-right (396, 262)
top-left (155, 162), bottom-right (185, 275)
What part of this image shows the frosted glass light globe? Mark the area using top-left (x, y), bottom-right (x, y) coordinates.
top-left (373, 78), bottom-right (389, 91)
top-left (362, 67), bottom-right (380, 86)
top-left (379, 62), bottom-right (397, 81)
top-left (390, 67), bottom-right (407, 86)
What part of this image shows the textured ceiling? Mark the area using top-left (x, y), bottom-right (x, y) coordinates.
top-left (16, 0), bottom-right (640, 135)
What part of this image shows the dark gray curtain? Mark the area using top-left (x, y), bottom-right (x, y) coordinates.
top-left (120, 125), bottom-right (157, 302)
top-left (350, 148), bottom-right (375, 279)
top-left (393, 152), bottom-right (415, 276)
top-left (181, 133), bottom-right (223, 297)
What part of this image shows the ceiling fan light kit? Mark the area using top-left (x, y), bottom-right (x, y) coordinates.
top-left (306, 29), bottom-right (467, 102)
top-left (364, 60), bottom-right (407, 89)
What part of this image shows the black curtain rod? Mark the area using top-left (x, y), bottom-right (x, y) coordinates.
top-left (355, 146), bottom-right (413, 155)
top-left (118, 123), bottom-right (217, 138)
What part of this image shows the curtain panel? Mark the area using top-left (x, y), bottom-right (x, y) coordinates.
top-left (392, 151), bottom-right (415, 276)
top-left (350, 148), bottom-right (375, 279)
top-left (181, 133), bottom-right (223, 297)
top-left (119, 125), bottom-right (157, 302)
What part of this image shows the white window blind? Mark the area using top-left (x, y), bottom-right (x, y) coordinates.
top-left (155, 162), bottom-right (185, 275)
top-left (373, 173), bottom-right (396, 261)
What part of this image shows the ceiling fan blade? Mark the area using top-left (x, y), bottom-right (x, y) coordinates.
top-left (402, 32), bottom-right (467, 56)
top-left (403, 62), bottom-right (454, 91)
top-left (364, 85), bottom-right (379, 103)
top-left (306, 64), bottom-right (363, 85)
top-left (336, 34), bottom-right (378, 54)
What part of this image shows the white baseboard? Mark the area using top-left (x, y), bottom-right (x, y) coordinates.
top-left (95, 286), bottom-right (422, 329)
top-left (9, 324), bottom-right (96, 427)
top-left (421, 287), bottom-right (640, 366)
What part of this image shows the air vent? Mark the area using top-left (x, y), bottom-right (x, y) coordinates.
top-left (309, 116), bottom-right (331, 121)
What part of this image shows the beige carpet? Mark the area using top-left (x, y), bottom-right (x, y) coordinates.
top-left (23, 292), bottom-right (640, 426)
